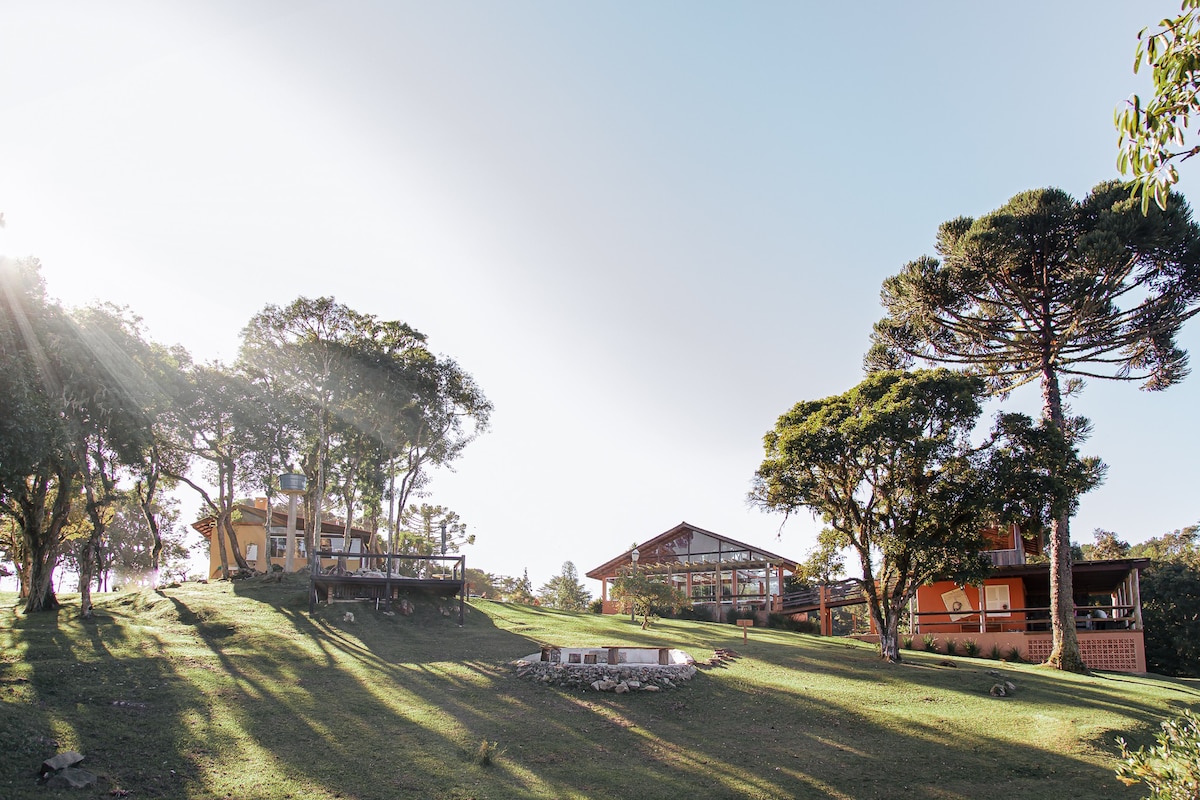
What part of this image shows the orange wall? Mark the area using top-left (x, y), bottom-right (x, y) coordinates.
top-left (915, 578), bottom-right (1027, 633)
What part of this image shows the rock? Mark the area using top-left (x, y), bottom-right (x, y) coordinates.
top-left (590, 680), bottom-right (603, 691)
top-left (597, 680), bottom-right (618, 692)
top-left (938, 659), bottom-right (957, 668)
top-left (989, 683), bottom-right (1007, 697)
top-left (343, 612), bottom-right (355, 623)
top-left (643, 684), bottom-right (661, 692)
top-left (1004, 681), bottom-right (1017, 694)
top-left (45, 767), bottom-right (97, 789)
top-left (399, 599), bottom-right (415, 616)
top-left (41, 751), bottom-right (84, 775)
top-left (627, 681), bottom-right (641, 689)
top-left (614, 682), bottom-right (630, 694)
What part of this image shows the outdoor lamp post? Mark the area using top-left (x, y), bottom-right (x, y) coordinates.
top-left (630, 548), bottom-right (640, 622)
top-left (279, 472), bottom-right (307, 573)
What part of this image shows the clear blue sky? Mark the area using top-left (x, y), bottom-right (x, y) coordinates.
top-left (2, 1), bottom-right (1195, 591)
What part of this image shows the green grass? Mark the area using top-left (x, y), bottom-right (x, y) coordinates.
top-left (2, 577), bottom-right (1198, 800)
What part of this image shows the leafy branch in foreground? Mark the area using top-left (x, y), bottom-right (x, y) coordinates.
top-left (1117, 0), bottom-right (1200, 211)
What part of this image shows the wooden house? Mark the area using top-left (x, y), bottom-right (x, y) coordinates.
top-left (586, 521), bottom-right (800, 621)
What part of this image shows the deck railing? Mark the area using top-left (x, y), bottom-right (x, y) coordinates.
top-left (308, 549), bottom-right (466, 618)
top-left (911, 605), bottom-right (1138, 633)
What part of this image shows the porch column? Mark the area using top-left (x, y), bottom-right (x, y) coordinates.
top-left (1131, 568), bottom-right (1144, 630)
top-left (978, 583), bottom-right (987, 634)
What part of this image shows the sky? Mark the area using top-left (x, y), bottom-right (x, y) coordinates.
top-left (2, 1), bottom-right (1197, 593)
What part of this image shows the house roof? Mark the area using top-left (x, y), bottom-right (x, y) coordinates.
top-left (191, 504), bottom-right (373, 540)
top-left (992, 557), bottom-right (1150, 595)
top-left (585, 521), bottom-right (799, 580)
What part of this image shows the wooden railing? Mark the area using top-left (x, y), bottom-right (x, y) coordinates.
top-left (911, 605), bottom-right (1138, 633)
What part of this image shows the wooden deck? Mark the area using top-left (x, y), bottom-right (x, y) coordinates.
top-left (308, 551), bottom-right (467, 625)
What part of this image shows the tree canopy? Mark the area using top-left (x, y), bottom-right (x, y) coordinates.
top-left (1, 262), bottom-right (491, 610)
top-left (751, 369), bottom-right (1098, 662)
top-left (867, 182), bottom-right (1200, 671)
top-left (609, 567), bottom-right (687, 629)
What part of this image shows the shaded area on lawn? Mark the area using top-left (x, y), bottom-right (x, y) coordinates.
top-left (2, 583), bottom-right (1198, 799)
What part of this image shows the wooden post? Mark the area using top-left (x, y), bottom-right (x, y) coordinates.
top-left (819, 584), bottom-right (829, 636)
top-left (979, 583), bottom-right (987, 634)
top-left (737, 618), bottom-right (753, 643)
top-left (1131, 568), bottom-right (1144, 630)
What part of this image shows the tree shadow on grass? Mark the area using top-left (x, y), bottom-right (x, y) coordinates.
top-left (177, 583), bottom-right (1190, 799)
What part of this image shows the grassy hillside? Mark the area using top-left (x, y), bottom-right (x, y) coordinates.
top-left (2, 577), bottom-right (1197, 800)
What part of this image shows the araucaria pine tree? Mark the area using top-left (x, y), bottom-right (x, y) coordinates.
top-left (867, 182), bottom-right (1200, 671)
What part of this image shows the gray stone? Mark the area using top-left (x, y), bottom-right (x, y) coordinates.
top-left (614, 682), bottom-right (630, 694)
top-left (45, 767), bottom-right (97, 789)
top-left (41, 751), bottom-right (84, 775)
top-left (1004, 681), bottom-right (1017, 694)
top-left (643, 684), bottom-right (661, 692)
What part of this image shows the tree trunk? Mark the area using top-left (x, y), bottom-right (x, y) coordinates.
top-left (1040, 366), bottom-right (1087, 672)
top-left (77, 538), bottom-right (95, 619)
top-left (24, 538), bottom-right (61, 613)
top-left (136, 467), bottom-right (163, 589)
top-left (872, 601), bottom-right (904, 663)
top-left (20, 467), bottom-right (74, 613)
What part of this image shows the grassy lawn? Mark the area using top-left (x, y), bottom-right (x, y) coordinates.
top-left (2, 576), bottom-right (1197, 800)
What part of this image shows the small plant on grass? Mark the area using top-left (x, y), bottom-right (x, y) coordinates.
top-left (944, 638), bottom-right (957, 656)
top-left (1005, 645), bottom-right (1023, 663)
top-left (1115, 710), bottom-right (1200, 798)
top-left (963, 639), bottom-right (980, 657)
top-left (988, 643), bottom-right (1003, 660)
top-left (901, 635), bottom-right (914, 650)
top-left (922, 633), bottom-right (938, 652)
top-left (474, 740), bottom-right (502, 766)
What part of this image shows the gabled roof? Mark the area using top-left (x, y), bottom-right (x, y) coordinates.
top-left (585, 521), bottom-right (798, 580)
top-left (191, 504), bottom-right (373, 540)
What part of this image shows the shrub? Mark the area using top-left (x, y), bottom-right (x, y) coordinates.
top-left (901, 635), bottom-right (914, 650)
top-left (1005, 645), bottom-right (1023, 663)
top-left (473, 740), bottom-right (502, 766)
top-left (944, 638), bottom-right (957, 656)
top-left (962, 639), bottom-right (980, 657)
top-left (1116, 710), bottom-right (1200, 798)
top-left (922, 633), bottom-right (938, 652)
top-left (587, 599), bottom-right (603, 614)
top-left (988, 643), bottom-right (1003, 660)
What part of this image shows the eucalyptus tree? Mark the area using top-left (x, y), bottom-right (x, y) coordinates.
top-left (867, 182), bottom-right (1200, 670)
top-left (68, 304), bottom-right (169, 615)
top-left (0, 258), bottom-right (75, 609)
top-left (240, 298), bottom-right (373, 556)
top-left (239, 298), bottom-right (491, 562)
top-left (752, 369), bottom-right (1097, 663)
top-left (0, 261), bottom-right (164, 612)
top-left (162, 362), bottom-right (261, 576)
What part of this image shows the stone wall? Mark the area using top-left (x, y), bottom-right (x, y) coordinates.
top-left (511, 660), bottom-right (698, 692)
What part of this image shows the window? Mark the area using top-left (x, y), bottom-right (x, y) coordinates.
top-left (246, 543), bottom-right (259, 561)
top-left (271, 536), bottom-right (306, 558)
top-left (985, 585), bottom-right (1012, 617)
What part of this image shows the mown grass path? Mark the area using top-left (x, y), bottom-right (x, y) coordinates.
top-left (2, 577), bottom-right (1197, 799)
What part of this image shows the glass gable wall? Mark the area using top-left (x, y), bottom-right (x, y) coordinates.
top-left (606, 528), bottom-right (790, 618)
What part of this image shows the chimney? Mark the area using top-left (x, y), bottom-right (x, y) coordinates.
top-left (255, 497), bottom-right (268, 510)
